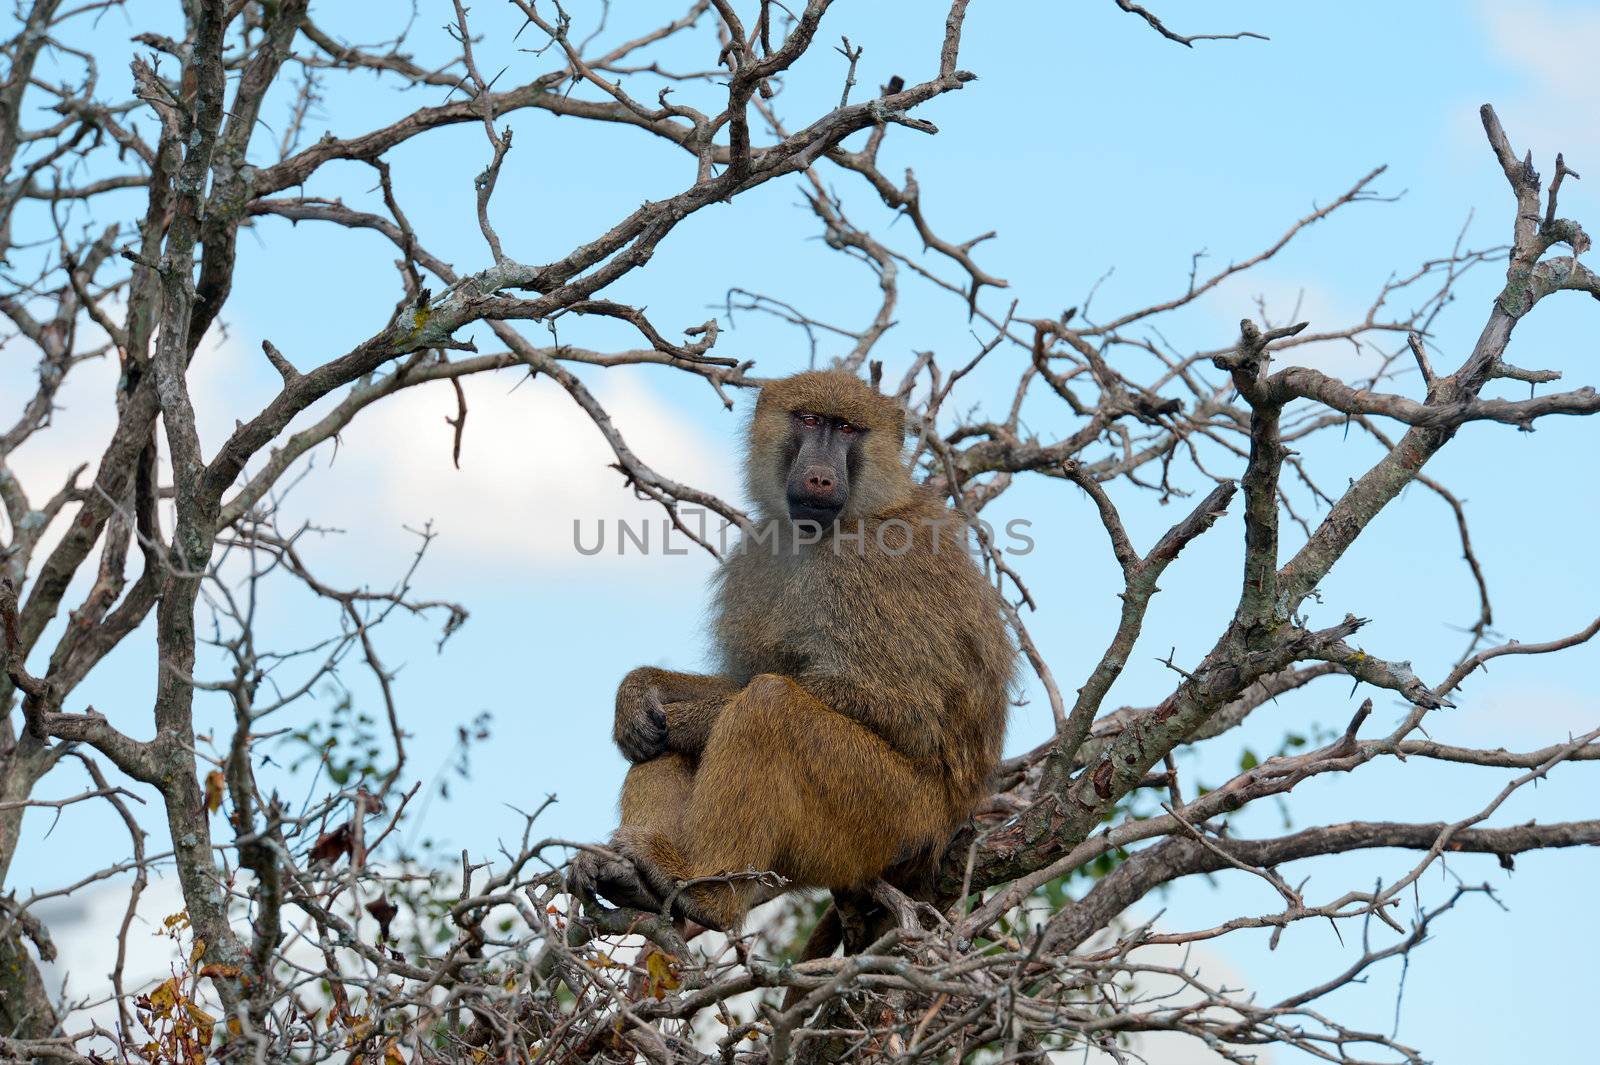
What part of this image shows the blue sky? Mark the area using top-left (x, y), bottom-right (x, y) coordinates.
top-left (8, 2), bottom-right (1600, 1061)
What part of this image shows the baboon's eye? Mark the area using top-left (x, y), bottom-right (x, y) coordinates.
top-left (796, 412), bottom-right (822, 428)
top-left (836, 421), bottom-right (857, 434)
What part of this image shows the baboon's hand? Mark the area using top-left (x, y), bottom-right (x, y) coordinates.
top-left (614, 678), bottom-right (668, 763)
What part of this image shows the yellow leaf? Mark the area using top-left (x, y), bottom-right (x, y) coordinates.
top-left (644, 950), bottom-right (680, 999)
top-left (185, 1000), bottom-right (216, 1046)
top-left (204, 770), bottom-right (225, 814)
top-left (149, 977), bottom-right (180, 1016)
top-left (383, 1042), bottom-right (406, 1065)
top-left (190, 938), bottom-right (206, 966)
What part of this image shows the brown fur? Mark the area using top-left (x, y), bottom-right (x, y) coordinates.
top-left (580, 369), bottom-right (1015, 931)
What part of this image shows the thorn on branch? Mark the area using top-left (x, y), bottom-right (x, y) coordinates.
top-left (1156, 647), bottom-right (1195, 681)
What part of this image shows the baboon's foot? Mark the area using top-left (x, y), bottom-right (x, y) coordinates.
top-left (570, 828), bottom-right (691, 916)
top-left (567, 844), bottom-right (664, 914)
top-left (570, 831), bottom-right (738, 932)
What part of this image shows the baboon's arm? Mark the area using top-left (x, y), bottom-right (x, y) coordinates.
top-left (613, 666), bottom-right (741, 762)
top-left (660, 693), bottom-right (734, 758)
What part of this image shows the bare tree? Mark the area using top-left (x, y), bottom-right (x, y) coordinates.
top-left (0, 2), bottom-right (1595, 1063)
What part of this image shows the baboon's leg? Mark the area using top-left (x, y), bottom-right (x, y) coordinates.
top-left (619, 751), bottom-right (694, 838)
top-left (582, 754), bottom-right (696, 912)
top-left (670, 674), bottom-right (947, 929)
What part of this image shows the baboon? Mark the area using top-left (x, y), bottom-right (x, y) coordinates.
top-left (572, 369), bottom-right (1014, 933)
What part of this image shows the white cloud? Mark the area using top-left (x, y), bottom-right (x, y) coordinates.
top-left (282, 368), bottom-right (743, 577)
top-left (1470, 1), bottom-right (1600, 161)
top-left (2, 310), bottom-right (745, 585)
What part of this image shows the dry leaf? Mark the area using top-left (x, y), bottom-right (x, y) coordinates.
top-left (644, 949), bottom-right (681, 999)
top-left (310, 822), bottom-right (353, 864)
top-left (203, 769), bottom-right (225, 814)
top-left (148, 977), bottom-right (180, 1018)
top-left (184, 1000), bottom-right (216, 1046)
top-left (365, 896), bottom-right (399, 941)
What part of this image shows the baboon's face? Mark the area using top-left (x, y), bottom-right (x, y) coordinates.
top-left (748, 370), bottom-right (909, 524)
top-left (782, 409), bottom-right (864, 524)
